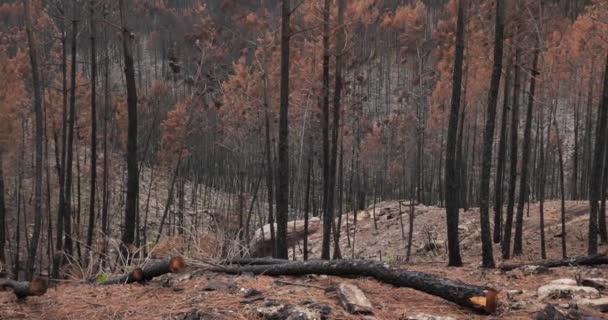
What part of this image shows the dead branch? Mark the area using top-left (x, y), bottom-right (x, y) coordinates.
top-left (501, 254), bottom-right (608, 271)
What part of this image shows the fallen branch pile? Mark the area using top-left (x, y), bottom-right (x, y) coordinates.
top-left (213, 258), bottom-right (497, 314)
top-left (0, 278), bottom-right (47, 299)
top-left (501, 254), bottom-right (608, 271)
top-left (100, 256), bottom-right (186, 285)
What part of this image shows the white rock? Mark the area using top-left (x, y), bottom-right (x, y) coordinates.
top-left (537, 284), bottom-right (600, 300)
top-left (549, 278), bottom-right (578, 286)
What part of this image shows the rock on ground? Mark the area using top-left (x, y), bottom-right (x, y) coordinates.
top-left (537, 284), bottom-right (600, 300)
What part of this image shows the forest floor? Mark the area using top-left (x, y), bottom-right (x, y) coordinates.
top-left (1, 200), bottom-right (607, 319)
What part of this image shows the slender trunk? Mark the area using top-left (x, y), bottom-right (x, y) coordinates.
top-left (320, 0), bottom-right (332, 260)
top-left (86, 0), bottom-right (97, 252)
top-left (553, 117), bottom-right (568, 258)
top-left (303, 152), bottom-right (312, 261)
top-left (0, 151), bottom-right (5, 264)
top-left (119, 0), bottom-right (139, 249)
top-left (444, 0), bottom-right (465, 267)
top-left (275, 0), bottom-right (291, 259)
top-left (478, 0), bottom-right (504, 268)
top-left (502, 47), bottom-right (521, 259)
top-left (494, 54), bottom-right (511, 244)
top-left (513, 46), bottom-right (539, 256)
top-left (589, 52), bottom-right (608, 255)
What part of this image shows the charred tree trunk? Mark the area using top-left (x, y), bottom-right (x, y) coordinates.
top-left (589, 52), bottom-right (608, 255)
top-left (119, 0), bottom-right (139, 250)
top-left (320, 0), bottom-right (332, 260)
top-left (444, 0), bottom-right (465, 267)
top-left (214, 259), bottom-right (497, 314)
top-left (503, 47), bottom-right (521, 259)
top-left (22, 0), bottom-right (44, 281)
top-left (478, 0), bottom-right (504, 268)
top-left (501, 254), bottom-right (608, 271)
top-left (100, 256), bottom-right (186, 285)
top-left (0, 278), bottom-right (47, 299)
top-left (494, 54), bottom-right (511, 244)
top-left (514, 46), bottom-right (539, 256)
top-left (86, 0), bottom-right (98, 252)
top-left (276, 0), bottom-right (291, 259)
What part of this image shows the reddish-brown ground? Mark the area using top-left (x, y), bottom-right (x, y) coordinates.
top-left (1, 200), bottom-right (607, 319)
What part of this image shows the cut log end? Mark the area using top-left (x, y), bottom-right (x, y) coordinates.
top-left (28, 278), bottom-right (48, 297)
top-left (132, 268), bottom-right (145, 283)
top-left (469, 289), bottom-right (498, 314)
top-left (169, 256), bottom-right (186, 273)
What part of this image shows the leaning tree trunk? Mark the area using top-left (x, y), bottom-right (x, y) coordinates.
top-left (23, 0), bottom-right (44, 281)
top-left (214, 259), bottom-right (497, 314)
top-left (444, 0), bottom-right (465, 267)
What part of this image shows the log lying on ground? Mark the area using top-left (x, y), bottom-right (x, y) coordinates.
top-left (211, 259), bottom-right (497, 314)
top-left (501, 254), bottom-right (608, 271)
top-left (225, 257), bottom-right (291, 266)
top-left (0, 278), bottom-right (47, 299)
top-left (100, 256), bottom-right (186, 285)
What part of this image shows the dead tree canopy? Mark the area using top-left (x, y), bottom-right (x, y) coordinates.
top-left (0, 278), bottom-right (47, 299)
top-left (100, 256), bottom-right (186, 285)
top-left (501, 254), bottom-right (608, 271)
top-left (211, 259), bottom-right (497, 314)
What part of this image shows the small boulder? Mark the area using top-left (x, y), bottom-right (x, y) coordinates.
top-left (336, 283), bottom-right (373, 314)
top-left (537, 284), bottom-right (600, 300)
top-left (549, 278), bottom-right (578, 286)
top-left (576, 297), bottom-right (608, 312)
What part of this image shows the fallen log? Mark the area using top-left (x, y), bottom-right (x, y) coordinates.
top-left (501, 254), bottom-right (608, 271)
top-left (100, 256), bottom-right (186, 285)
top-left (0, 278), bottom-right (47, 299)
top-left (211, 259), bottom-right (497, 314)
top-left (226, 257), bottom-right (290, 266)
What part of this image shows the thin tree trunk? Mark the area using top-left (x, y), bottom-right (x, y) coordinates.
top-left (478, 0), bottom-right (504, 268)
top-left (276, 0), bottom-right (291, 259)
top-left (494, 53), bottom-right (511, 244)
top-left (444, 0), bottom-right (465, 267)
top-left (589, 52), bottom-right (608, 255)
top-left (86, 0), bottom-right (98, 252)
top-left (119, 0), bottom-right (139, 250)
top-left (320, 0), bottom-right (332, 260)
top-left (513, 46), bottom-right (539, 256)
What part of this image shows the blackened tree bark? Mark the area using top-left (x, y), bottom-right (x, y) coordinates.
top-left (588, 52), bottom-right (608, 255)
top-left (262, 68), bottom-right (276, 257)
top-left (0, 150), bottom-right (4, 264)
top-left (86, 0), bottom-right (97, 252)
top-left (303, 151), bottom-right (312, 261)
top-left (513, 46), bottom-right (539, 256)
top-left (23, 0), bottom-right (44, 280)
top-left (276, 0), bottom-right (291, 259)
top-left (320, 0), bottom-right (332, 260)
top-left (119, 0), bottom-right (139, 249)
top-left (444, 0), bottom-right (465, 267)
top-left (478, 0), bottom-right (504, 268)
top-left (494, 54), bottom-right (511, 244)
top-left (329, 0), bottom-right (345, 261)
top-left (502, 47), bottom-right (521, 259)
